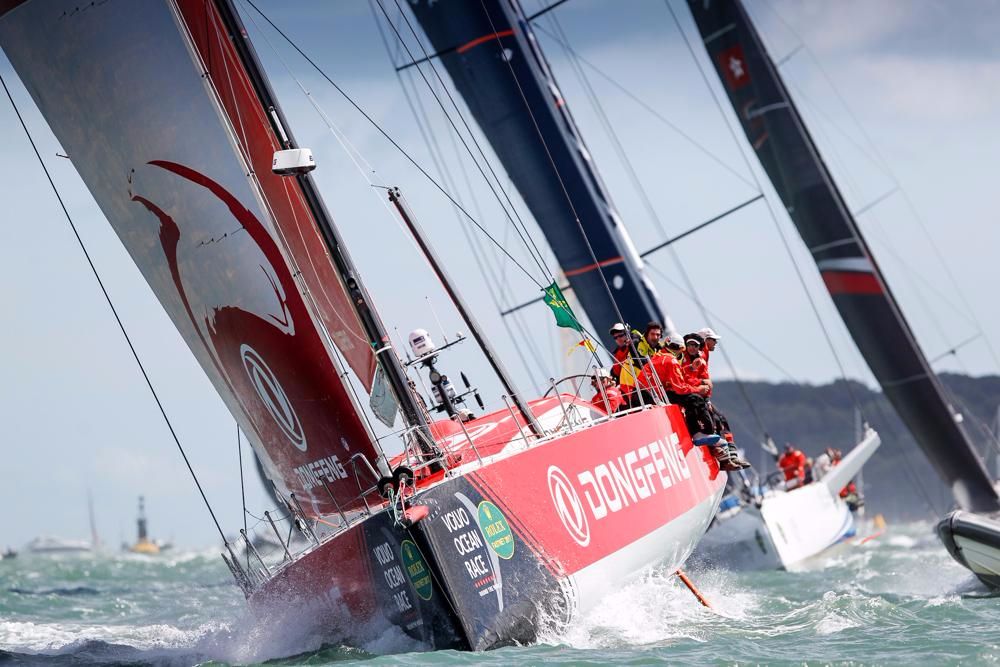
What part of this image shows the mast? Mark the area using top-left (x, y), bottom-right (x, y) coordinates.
top-left (136, 496), bottom-right (148, 542)
top-left (388, 188), bottom-right (543, 437)
top-left (405, 0), bottom-right (670, 342)
top-left (211, 0), bottom-right (431, 444)
top-left (0, 0), bottom-right (413, 516)
top-left (687, 0), bottom-right (1000, 513)
top-left (87, 490), bottom-right (99, 550)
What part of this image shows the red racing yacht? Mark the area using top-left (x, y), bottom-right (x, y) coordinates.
top-left (0, 0), bottom-right (725, 651)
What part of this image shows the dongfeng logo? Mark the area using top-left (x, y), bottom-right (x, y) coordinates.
top-left (240, 344), bottom-right (307, 451)
top-left (547, 465), bottom-right (590, 547)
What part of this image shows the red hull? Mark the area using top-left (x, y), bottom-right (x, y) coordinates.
top-left (250, 403), bottom-right (725, 651)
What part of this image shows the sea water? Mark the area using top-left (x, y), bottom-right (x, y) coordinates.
top-left (1, 522), bottom-right (997, 665)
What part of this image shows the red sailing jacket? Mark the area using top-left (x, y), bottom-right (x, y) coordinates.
top-left (591, 385), bottom-right (625, 414)
top-left (643, 353), bottom-right (703, 396)
top-left (778, 448), bottom-right (807, 482)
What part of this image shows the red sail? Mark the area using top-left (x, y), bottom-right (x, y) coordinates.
top-left (175, 0), bottom-right (377, 391)
top-left (0, 0), bottom-right (381, 514)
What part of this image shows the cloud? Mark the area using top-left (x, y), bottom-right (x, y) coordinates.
top-left (843, 54), bottom-right (1000, 122)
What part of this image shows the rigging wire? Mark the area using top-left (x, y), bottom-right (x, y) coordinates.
top-left (1, 71), bottom-right (229, 545)
top-left (483, 1), bottom-right (631, 326)
top-left (540, 8), bottom-right (770, 439)
top-left (530, 21), bottom-right (757, 192)
top-left (241, 0), bottom-right (549, 290)
top-left (236, 424), bottom-right (249, 569)
top-left (662, 0), bottom-right (867, 418)
top-left (374, 0), bottom-right (614, 369)
top-left (787, 80), bottom-right (976, 373)
top-left (375, 0), bottom-right (555, 285)
top-left (761, 0), bottom-right (1000, 375)
top-left (663, 1), bottom-right (944, 516)
top-left (368, 0), bottom-right (549, 391)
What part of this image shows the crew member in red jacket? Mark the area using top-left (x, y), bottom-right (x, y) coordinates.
top-left (697, 327), bottom-right (721, 369)
top-left (589, 368), bottom-right (624, 414)
top-left (778, 444), bottom-right (808, 489)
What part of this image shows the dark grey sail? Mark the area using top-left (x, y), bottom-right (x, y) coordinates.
top-left (406, 0), bottom-right (666, 341)
top-left (687, 0), bottom-right (1000, 513)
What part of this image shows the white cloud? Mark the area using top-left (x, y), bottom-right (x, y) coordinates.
top-left (845, 54), bottom-right (1000, 122)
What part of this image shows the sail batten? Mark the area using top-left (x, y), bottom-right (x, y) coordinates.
top-left (687, 0), bottom-right (1000, 513)
top-left (0, 0), bottom-right (383, 516)
top-left (407, 0), bottom-right (669, 340)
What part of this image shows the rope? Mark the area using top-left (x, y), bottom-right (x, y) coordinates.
top-left (370, 5), bottom-right (549, 390)
top-left (473, 0), bottom-right (632, 336)
top-left (1, 71), bottom-right (229, 544)
top-left (382, 0), bottom-right (556, 285)
top-left (237, 424), bottom-right (248, 568)
top-left (241, 0), bottom-right (548, 290)
top-left (663, 0), bottom-right (867, 420)
top-left (539, 9), bottom-right (768, 437)
top-left (763, 0), bottom-right (1000, 374)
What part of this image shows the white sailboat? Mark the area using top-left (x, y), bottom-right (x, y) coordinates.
top-left (694, 429), bottom-right (880, 571)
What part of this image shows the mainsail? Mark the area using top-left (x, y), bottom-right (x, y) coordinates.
top-left (406, 0), bottom-right (668, 339)
top-left (687, 0), bottom-right (1000, 513)
top-left (0, 0), bottom-right (381, 515)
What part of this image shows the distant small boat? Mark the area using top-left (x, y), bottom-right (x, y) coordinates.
top-left (26, 536), bottom-right (92, 555)
top-left (126, 496), bottom-right (172, 555)
top-left (26, 491), bottom-right (100, 555)
top-left (2, 547), bottom-right (16, 560)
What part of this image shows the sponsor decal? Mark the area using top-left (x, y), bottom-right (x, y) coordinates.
top-left (240, 343), bottom-right (306, 451)
top-left (548, 465), bottom-right (590, 547)
top-left (372, 540), bottom-right (416, 612)
top-left (441, 503), bottom-right (498, 598)
top-left (477, 501), bottom-right (514, 560)
top-left (548, 435), bottom-right (691, 543)
top-left (401, 540), bottom-right (433, 600)
top-left (293, 454), bottom-right (348, 492)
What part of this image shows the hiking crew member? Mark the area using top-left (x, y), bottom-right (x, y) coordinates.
top-left (812, 447), bottom-right (835, 480)
top-left (637, 321), bottom-right (665, 360)
top-left (697, 327), bottom-right (721, 368)
top-left (682, 333), bottom-right (711, 393)
top-left (609, 322), bottom-right (642, 388)
top-left (643, 333), bottom-right (714, 436)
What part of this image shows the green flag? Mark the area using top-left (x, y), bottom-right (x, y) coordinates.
top-left (543, 282), bottom-right (582, 331)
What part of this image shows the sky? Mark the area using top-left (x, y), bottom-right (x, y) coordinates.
top-left (1, 0), bottom-right (998, 549)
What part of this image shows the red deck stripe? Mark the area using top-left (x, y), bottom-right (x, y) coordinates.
top-left (564, 256), bottom-right (624, 277)
top-left (456, 29), bottom-right (514, 54)
top-left (822, 270), bottom-right (883, 295)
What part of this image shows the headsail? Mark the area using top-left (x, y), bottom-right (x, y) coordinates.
top-left (0, 0), bottom-right (381, 515)
top-left (406, 0), bottom-right (669, 340)
top-left (687, 0), bottom-right (1000, 513)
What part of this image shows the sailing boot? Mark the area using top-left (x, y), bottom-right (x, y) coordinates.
top-left (721, 432), bottom-right (751, 469)
top-left (710, 445), bottom-right (742, 471)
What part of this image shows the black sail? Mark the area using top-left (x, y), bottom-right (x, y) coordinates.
top-left (407, 0), bottom-right (666, 340)
top-left (687, 0), bottom-right (1000, 513)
